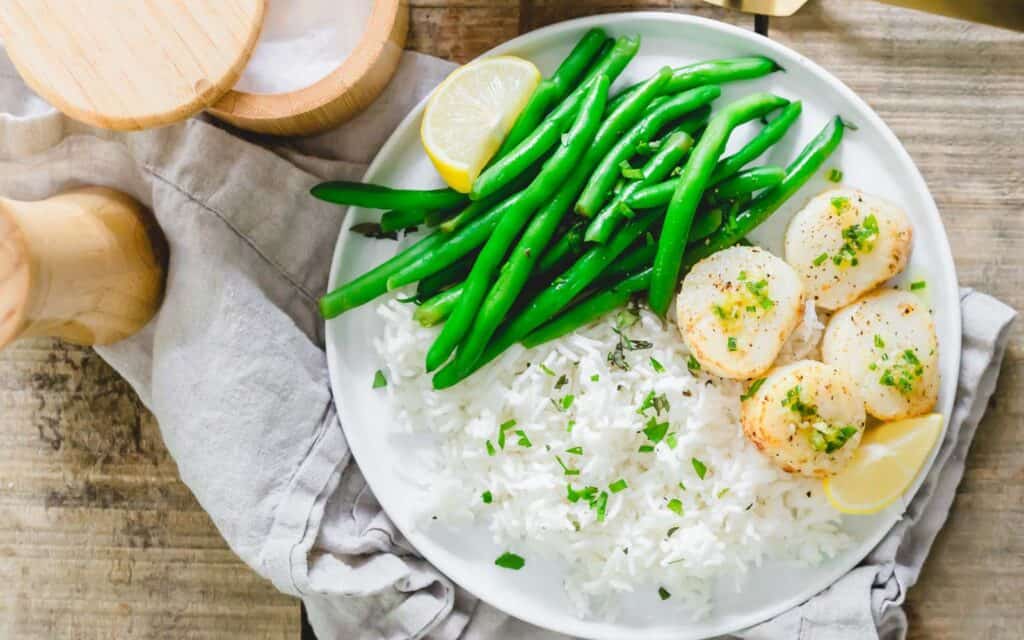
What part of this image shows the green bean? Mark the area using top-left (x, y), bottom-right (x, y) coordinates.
top-left (439, 167), bottom-right (538, 233)
top-left (430, 69), bottom-right (681, 379)
top-left (320, 232), bottom-right (447, 319)
top-left (575, 85), bottom-right (722, 217)
top-left (415, 252), bottom-right (476, 301)
top-left (689, 207), bottom-right (724, 243)
top-left (379, 210), bottom-right (427, 233)
top-left (424, 76), bottom-right (610, 372)
top-left (414, 283), bottom-right (465, 327)
top-left (624, 179), bottom-right (674, 210)
top-left (470, 36), bottom-right (640, 201)
top-left (536, 222), bottom-right (585, 274)
top-left (584, 130), bottom-right (694, 243)
top-left (706, 165), bottom-right (786, 204)
top-left (493, 29), bottom-right (608, 160)
top-left (434, 211), bottom-right (658, 388)
top-left (709, 101), bottom-right (803, 186)
top-left (607, 56), bottom-right (781, 112)
top-left (601, 242), bottom-right (655, 280)
top-left (522, 269), bottom-right (652, 348)
top-left (311, 182), bottom-right (466, 211)
top-left (682, 116), bottom-right (846, 271)
top-left (650, 93), bottom-right (789, 315)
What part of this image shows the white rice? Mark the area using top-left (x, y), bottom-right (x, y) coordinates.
top-left (374, 297), bottom-right (847, 618)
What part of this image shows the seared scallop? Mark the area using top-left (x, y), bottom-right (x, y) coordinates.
top-left (677, 245), bottom-right (805, 380)
top-left (822, 288), bottom-right (938, 421)
top-left (785, 188), bottom-right (912, 311)
top-left (741, 360), bottom-right (865, 477)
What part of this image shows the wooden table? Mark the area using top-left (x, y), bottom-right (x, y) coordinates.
top-left (1, 2), bottom-right (1020, 638)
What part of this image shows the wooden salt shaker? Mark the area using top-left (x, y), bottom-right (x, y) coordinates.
top-left (0, 188), bottom-right (165, 349)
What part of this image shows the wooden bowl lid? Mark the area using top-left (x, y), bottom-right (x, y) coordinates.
top-left (0, 0), bottom-right (266, 131)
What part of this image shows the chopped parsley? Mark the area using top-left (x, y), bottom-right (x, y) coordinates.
top-left (590, 374), bottom-right (600, 382)
top-left (813, 252), bottom-right (829, 266)
top-left (665, 432), bottom-right (678, 449)
top-left (539, 363), bottom-right (556, 376)
top-left (555, 374), bottom-right (569, 390)
top-left (740, 378), bottom-right (766, 401)
top-left (827, 168), bottom-right (844, 183)
top-left (561, 394), bottom-right (575, 410)
top-left (638, 445), bottom-right (655, 453)
top-left (372, 370), bottom-right (387, 388)
top-left (638, 390), bottom-right (671, 416)
top-left (594, 491), bottom-right (609, 521)
top-left (567, 484), bottom-right (608, 522)
top-left (567, 484), bottom-right (597, 503)
top-left (642, 417), bottom-right (670, 444)
top-left (727, 336), bottom-right (738, 352)
top-left (744, 279), bottom-right (775, 310)
top-left (619, 160), bottom-right (644, 180)
top-left (687, 355), bottom-right (701, 374)
top-left (515, 430), bottom-right (532, 448)
top-left (565, 446), bottom-right (584, 455)
top-left (658, 587), bottom-right (672, 601)
top-left (486, 440), bottom-right (496, 456)
top-left (667, 498), bottom-right (684, 515)
top-left (692, 458), bottom-right (708, 480)
top-left (650, 357), bottom-right (666, 373)
top-left (878, 348), bottom-right (925, 394)
top-left (556, 455), bottom-right (580, 476)
top-left (830, 196), bottom-right (850, 211)
top-left (566, 419), bottom-right (576, 433)
top-left (497, 419), bottom-right (516, 449)
top-left (609, 479), bottom-right (628, 493)
top-left (874, 334), bottom-right (886, 349)
top-left (717, 488), bottom-right (730, 499)
top-left (481, 491), bottom-right (493, 504)
top-left (910, 280), bottom-right (927, 291)
top-left (833, 214), bottom-right (879, 267)
top-left (782, 385), bottom-right (818, 418)
top-left (495, 552), bottom-right (525, 570)
top-left (783, 385), bottom-right (859, 452)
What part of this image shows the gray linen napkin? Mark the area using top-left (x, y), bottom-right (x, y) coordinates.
top-left (0, 49), bottom-right (1015, 640)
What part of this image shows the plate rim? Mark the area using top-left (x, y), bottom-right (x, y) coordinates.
top-left (325, 11), bottom-right (962, 639)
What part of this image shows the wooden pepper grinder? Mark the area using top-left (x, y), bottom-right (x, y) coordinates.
top-left (0, 187), bottom-right (166, 349)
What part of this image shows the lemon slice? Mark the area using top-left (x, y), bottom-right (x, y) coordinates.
top-left (421, 56), bottom-right (541, 193)
top-left (824, 413), bottom-right (943, 515)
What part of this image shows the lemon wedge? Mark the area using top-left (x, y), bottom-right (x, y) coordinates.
top-left (823, 413), bottom-right (943, 514)
top-left (421, 56), bottom-right (541, 193)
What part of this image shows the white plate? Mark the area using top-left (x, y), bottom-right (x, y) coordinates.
top-left (325, 12), bottom-right (960, 639)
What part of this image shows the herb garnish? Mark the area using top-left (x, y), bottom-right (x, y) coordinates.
top-left (609, 479), bottom-right (628, 493)
top-left (495, 552), bottom-right (525, 570)
top-left (687, 355), bottom-right (701, 374)
top-left (832, 214), bottom-right (879, 267)
top-left (782, 385), bottom-right (859, 452)
top-left (482, 491), bottom-right (493, 504)
top-left (372, 370), bottom-right (387, 388)
top-left (556, 455), bottom-right (580, 476)
top-left (619, 160), bottom-right (644, 180)
top-left (813, 252), bottom-right (829, 266)
top-left (650, 357), bottom-right (666, 373)
top-left (692, 458), bottom-right (708, 480)
top-left (566, 446), bottom-right (583, 455)
top-left (666, 498), bottom-right (684, 515)
top-left (658, 587), bottom-right (672, 600)
top-left (740, 378), bottom-right (766, 401)
top-left (910, 280), bottom-right (927, 291)
top-left (827, 168), bottom-right (844, 183)
top-left (539, 363), bottom-right (556, 376)
top-left (727, 336), bottom-right (738, 352)
top-left (351, 222), bottom-right (398, 240)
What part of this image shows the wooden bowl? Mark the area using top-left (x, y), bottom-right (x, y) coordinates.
top-left (208, 0), bottom-right (409, 136)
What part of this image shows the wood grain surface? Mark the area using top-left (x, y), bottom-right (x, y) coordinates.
top-left (1, 1), bottom-right (1021, 638)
